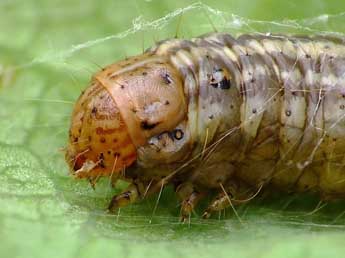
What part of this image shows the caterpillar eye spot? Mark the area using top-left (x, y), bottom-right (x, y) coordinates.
top-left (173, 129), bottom-right (184, 140)
top-left (140, 121), bottom-right (160, 130)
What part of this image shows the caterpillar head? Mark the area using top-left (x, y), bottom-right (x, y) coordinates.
top-left (65, 53), bottom-right (190, 179)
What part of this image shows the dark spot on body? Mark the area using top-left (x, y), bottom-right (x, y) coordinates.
top-left (305, 54), bottom-right (311, 59)
top-left (113, 138), bottom-right (118, 143)
top-left (142, 72), bottom-right (147, 76)
top-left (219, 77), bottom-right (231, 89)
top-left (122, 191), bottom-right (131, 200)
top-left (173, 129), bottom-right (184, 140)
top-left (114, 152), bottom-right (121, 158)
top-left (162, 73), bottom-right (173, 84)
top-left (252, 108), bottom-right (257, 114)
top-left (107, 150), bottom-right (111, 155)
top-left (91, 107), bottom-right (97, 114)
top-left (165, 100), bottom-right (170, 105)
top-left (140, 121), bottom-right (160, 130)
top-left (251, 78), bottom-right (256, 83)
top-left (88, 136), bottom-right (92, 141)
top-left (285, 110), bottom-right (292, 116)
top-left (73, 137), bottom-right (78, 142)
top-left (340, 104), bottom-right (345, 110)
top-left (209, 115), bottom-right (214, 119)
top-left (120, 85), bottom-right (125, 89)
top-left (100, 137), bottom-right (106, 143)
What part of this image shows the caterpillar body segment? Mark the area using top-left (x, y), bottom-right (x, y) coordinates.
top-left (66, 33), bottom-right (345, 219)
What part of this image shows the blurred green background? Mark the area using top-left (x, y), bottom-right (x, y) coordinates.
top-left (2, 1), bottom-right (345, 257)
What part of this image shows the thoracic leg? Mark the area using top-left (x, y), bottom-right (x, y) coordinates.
top-left (108, 180), bottom-right (153, 212)
top-left (202, 179), bottom-right (258, 219)
top-left (175, 182), bottom-right (204, 222)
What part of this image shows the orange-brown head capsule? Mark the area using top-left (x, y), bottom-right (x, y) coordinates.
top-left (65, 53), bottom-right (187, 179)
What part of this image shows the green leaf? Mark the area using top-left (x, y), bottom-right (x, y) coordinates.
top-left (2, 1), bottom-right (345, 258)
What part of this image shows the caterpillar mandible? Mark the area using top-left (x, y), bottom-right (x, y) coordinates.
top-left (66, 32), bottom-right (345, 220)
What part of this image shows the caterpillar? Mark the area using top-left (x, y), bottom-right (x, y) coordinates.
top-left (66, 32), bottom-right (345, 220)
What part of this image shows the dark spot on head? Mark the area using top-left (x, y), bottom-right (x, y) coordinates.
top-left (173, 129), bottom-right (184, 140)
top-left (140, 121), bottom-right (160, 130)
top-left (162, 73), bottom-right (173, 84)
top-left (99, 153), bottom-right (106, 168)
top-left (100, 137), bottom-right (106, 143)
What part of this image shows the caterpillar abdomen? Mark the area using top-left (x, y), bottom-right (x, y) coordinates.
top-left (66, 33), bottom-right (345, 219)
